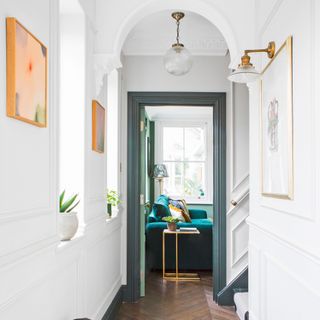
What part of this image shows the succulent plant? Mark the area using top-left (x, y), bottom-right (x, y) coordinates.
top-left (162, 216), bottom-right (179, 223)
top-left (59, 190), bottom-right (80, 213)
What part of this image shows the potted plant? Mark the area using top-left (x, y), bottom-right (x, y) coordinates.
top-left (58, 191), bottom-right (80, 241)
top-left (106, 189), bottom-right (121, 217)
top-left (162, 216), bottom-right (180, 231)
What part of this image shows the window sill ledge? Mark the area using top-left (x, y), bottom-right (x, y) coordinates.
top-left (106, 214), bottom-right (120, 224)
top-left (56, 213), bottom-right (121, 253)
top-left (187, 202), bottom-right (213, 205)
top-left (56, 230), bottom-right (85, 253)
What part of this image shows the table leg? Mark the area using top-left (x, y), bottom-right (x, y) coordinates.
top-left (162, 232), bottom-right (165, 278)
top-left (176, 233), bottom-right (178, 279)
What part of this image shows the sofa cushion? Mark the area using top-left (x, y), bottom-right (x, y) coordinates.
top-left (169, 199), bottom-right (192, 222)
top-left (148, 211), bottom-right (159, 223)
top-left (188, 209), bottom-right (207, 219)
top-left (169, 204), bottom-right (186, 222)
top-left (146, 218), bottom-right (213, 232)
top-left (152, 194), bottom-right (170, 222)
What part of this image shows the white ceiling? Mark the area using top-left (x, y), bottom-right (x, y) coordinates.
top-left (123, 11), bottom-right (228, 56)
top-left (145, 106), bottom-right (213, 121)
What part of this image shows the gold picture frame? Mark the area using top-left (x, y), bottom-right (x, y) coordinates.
top-left (92, 100), bottom-right (105, 153)
top-left (260, 36), bottom-right (293, 199)
top-left (6, 17), bottom-right (48, 127)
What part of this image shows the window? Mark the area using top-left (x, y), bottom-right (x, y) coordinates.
top-left (156, 121), bottom-right (212, 203)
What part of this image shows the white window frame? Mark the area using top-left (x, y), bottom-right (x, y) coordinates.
top-left (155, 119), bottom-right (213, 204)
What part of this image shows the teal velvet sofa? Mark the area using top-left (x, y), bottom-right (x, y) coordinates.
top-left (146, 195), bottom-right (213, 270)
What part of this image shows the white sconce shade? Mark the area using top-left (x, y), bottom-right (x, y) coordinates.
top-left (228, 65), bottom-right (260, 83)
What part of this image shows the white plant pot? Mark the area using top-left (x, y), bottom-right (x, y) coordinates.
top-left (58, 212), bottom-right (79, 241)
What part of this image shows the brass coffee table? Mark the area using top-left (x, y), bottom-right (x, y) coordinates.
top-left (162, 229), bottom-right (200, 281)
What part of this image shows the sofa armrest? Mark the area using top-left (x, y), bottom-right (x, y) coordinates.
top-left (189, 209), bottom-right (207, 219)
top-left (147, 211), bottom-right (157, 223)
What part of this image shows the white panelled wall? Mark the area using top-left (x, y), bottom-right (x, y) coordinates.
top-left (0, 0), bottom-right (122, 319)
top-left (227, 83), bottom-right (249, 282)
top-left (248, 0), bottom-right (320, 319)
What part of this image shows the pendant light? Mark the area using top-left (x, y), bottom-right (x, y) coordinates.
top-left (164, 12), bottom-right (193, 76)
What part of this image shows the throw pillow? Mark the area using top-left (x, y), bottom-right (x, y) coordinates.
top-left (169, 199), bottom-right (192, 222)
top-left (169, 204), bottom-right (185, 222)
top-left (153, 202), bottom-right (170, 221)
top-left (179, 199), bottom-right (192, 222)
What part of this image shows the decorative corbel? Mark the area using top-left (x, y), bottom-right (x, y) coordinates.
top-left (93, 54), bottom-right (122, 97)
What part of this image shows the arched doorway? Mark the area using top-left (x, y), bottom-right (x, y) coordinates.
top-left (111, 1), bottom-right (240, 304)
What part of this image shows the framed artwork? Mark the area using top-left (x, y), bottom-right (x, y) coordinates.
top-left (260, 36), bottom-right (293, 199)
top-left (92, 100), bottom-right (105, 153)
top-left (6, 17), bottom-right (47, 127)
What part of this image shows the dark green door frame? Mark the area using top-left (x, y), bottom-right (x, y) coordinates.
top-left (124, 92), bottom-right (226, 302)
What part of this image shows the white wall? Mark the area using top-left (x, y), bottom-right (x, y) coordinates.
top-left (121, 55), bottom-right (249, 283)
top-left (124, 55), bottom-right (230, 92)
top-left (0, 0), bottom-right (123, 319)
top-left (0, 0), bottom-right (57, 260)
top-left (248, 0), bottom-right (320, 319)
top-left (60, 12), bottom-right (85, 224)
top-left (107, 70), bottom-right (120, 192)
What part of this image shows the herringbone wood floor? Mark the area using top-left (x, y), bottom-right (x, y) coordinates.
top-left (117, 272), bottom-right (238, 320)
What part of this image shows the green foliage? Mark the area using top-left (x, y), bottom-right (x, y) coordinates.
top-left (107, 189), bottom-right (121, 207)
top-left (162, 216), bottom-right (179, 223)
top-left (59, 190), bottom-right (80, 213)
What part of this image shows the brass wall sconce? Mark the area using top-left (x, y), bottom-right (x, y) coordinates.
top-left (228, 42), bottom-right (275, 83)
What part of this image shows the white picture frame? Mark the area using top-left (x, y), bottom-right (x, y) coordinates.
top-left (260, 36), bottom-right (293, 199)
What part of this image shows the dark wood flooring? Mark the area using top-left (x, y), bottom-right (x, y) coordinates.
top-left (117, 272), bottom-right (238, 320)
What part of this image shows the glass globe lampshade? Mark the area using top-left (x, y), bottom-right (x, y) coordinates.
top-left (164, 44), bottom-right (193, 76)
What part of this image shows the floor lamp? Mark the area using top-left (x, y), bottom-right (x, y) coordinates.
top-left (153, 164), bottom-right (169, 195)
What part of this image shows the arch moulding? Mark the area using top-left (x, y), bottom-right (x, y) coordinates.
top-left (94, 0), bottom-right (240, 95)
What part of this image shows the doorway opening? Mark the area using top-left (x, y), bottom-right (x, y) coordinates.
top-left (125, 92), bottom-right (226, 303)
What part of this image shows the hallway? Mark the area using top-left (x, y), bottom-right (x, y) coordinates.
top-left (117, 272), bottom-right (238, 320)
top-left (1, 0), bottom-right (320, 319)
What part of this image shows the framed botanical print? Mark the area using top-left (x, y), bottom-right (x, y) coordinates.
top-left (260, 36), bottom-right (293, 199)
top-left (6, 18), bottom-right (47, 127)
top-left (92, 100), bottom-right (105, 153)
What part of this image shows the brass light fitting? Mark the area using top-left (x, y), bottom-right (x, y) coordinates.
top-left (172, 12), bottom-right (185, 21)
top-left (239, 41), bottom-right (275, 68)
top-left (171, 12), bottom-right (185, 47)
top-left (229, 41), bottom-right (276, 83)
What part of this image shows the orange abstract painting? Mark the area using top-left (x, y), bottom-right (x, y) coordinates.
top-left (92, 100), bottom-right (105, 153)
top-left (6, 18), bottom-right (47, 127)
